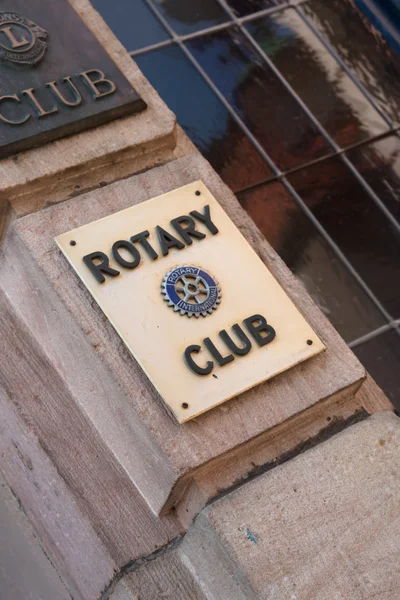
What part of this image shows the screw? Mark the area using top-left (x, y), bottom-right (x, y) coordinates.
top-left (182, 402), bottom-right (189, 409)
top-left (70, 240), bottom-right (76, 246)
top-left (195, 190), bottom-right (201, 196)
top-left (306, 339), bottom-right (313, 345)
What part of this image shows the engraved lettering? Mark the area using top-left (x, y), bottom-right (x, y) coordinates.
top-left (243, 315), bottom-right (276, 347)
top-left (170, 215), bottom-right (206, 246)
top-left (0, 94), bottom-right (30, 125)
top-left (81, 207), bottom-right (219, 283)
top-left (80, 69), bottom-right (117, 99)
top-left (112, 240), bottom-right (141, 269)
top-left (47, 77), bottom-right (82, 107)
top-left (183, 315), bottom-right (276, 375)
top-left (190, 205), bottom-right (219, 235)
top-left (203, 337), bottom-right (234, 367)
top-left (22, 87), bottom-right (58, 118)
top-left (82, 252), bottom-right (120, 284)
top-left (156, 225), bottom-right (185, 256)
top-left (219, 325), bottom-right (252, 356)
top-left (184, 345), bottom-right (213, 376)
top-left (130, 231), bottom-right (158, 261)
top-left (0, 25), bottom-right (29, 49)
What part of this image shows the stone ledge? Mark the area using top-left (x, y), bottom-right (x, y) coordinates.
top-left (4, 152), bottom-right (372, 520)
top-left (0, 0), bottom-right (177, 216)
top-left (181, 411), bottom-right (400, 599)
top-left (109, 548), bottom-right (205, 600)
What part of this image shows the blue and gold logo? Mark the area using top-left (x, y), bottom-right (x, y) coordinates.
top-left (161, 265), bottom-right (221, 318)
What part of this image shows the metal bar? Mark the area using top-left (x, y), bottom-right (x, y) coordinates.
top-left (341, 153), bottom-right (400, 235)
top-left (130, 0), bottom-right (309, 56)
top-left (143, 0), bottom-right (394, 324)
top-left (348, 323), bottom-right (396, 349)
top-left (130, 38), bottom-right (174, 57)
top-left (295, 4), bottom-right (394, 128)
top-left (236, 151), bottom-right (337, 193)
top-left (239, 0), bottom-right (310, 24)
top-left (132, 6), bottom-right (400, 232)
top-left (143, 1), bottom-right (282, 175)
top-left (280, 176), bottom-right (394, 321)
top-left (214, 0), bottom-right (345, 154)
top-left (234, 125), bottom-right (400, 196)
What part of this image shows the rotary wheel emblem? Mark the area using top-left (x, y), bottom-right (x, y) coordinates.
top-left (161, 265), bottom-right (222, 318)
top-left (0, 12), bottom-right (48, 67)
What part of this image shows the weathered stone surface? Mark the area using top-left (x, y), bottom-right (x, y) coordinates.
top-left (354, 373), bottom-right (393, 413)
top-left (0, 468), bottom-right (72, 600)
top-left (0, 385), bottom-right (117, 600)
top-left (181, 411), bottom-right (400, 600)
top-left (4, 152), bottom-right (369, 521)
top-left (0, 294), bottom-right (183, 568)
top-left (0, 0), bottom-right (176, 216)
top-left (110, 550), bottom-right (206, 600)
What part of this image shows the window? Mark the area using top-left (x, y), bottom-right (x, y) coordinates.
top-left (93, 0), bottom-right (400, 408)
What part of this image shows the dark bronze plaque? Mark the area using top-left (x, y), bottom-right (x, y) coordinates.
top-left (0, 0), bottom-right (146, 158)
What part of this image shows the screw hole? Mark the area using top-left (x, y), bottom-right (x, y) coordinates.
top-left (182, 402), bottom-right (189, 409)
top-left (195, 190), bottom-right (201, 196)
top-left (70, 240), bottom-right (76, 246)
top-left (306, 339), bottom-right (313, 345)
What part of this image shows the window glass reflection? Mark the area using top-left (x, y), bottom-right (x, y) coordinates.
top-left (135, 45), bottom-right (272, 190)
top-left (353, 331), bottom-right (400, 409)
top-left (239, 181), bottom-right (386, 342)
top-left (303, 0), bottom-right (400, 123)
top-left (247, 9), bottom-right (388, 147)
top-left (288, 158), bottom-right (400, 318)
top-left (150, 0), bottom-right (229, 35)
top-left (346, 135), bottom-right (400, 225)
top-left (92, 0), bottom-right (170, 52)
top-left (226, 0), bottom-right (280, 17)
top-left (186, 27), bottom-right (331, 171)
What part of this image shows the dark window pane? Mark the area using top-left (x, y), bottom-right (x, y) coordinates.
top-left (92, 0), bottom-right (170, 52)
top-left (302, 0), bottom-right (400, 123)
top-left (226, 0), bottom-right (283, 17)
top-left (238, 181), bottom-right (386, 342)
top-left (247, 9), bottom-right (387, 147)
top-left (353, 331), bottom-right (400, 409)
top-left (186, 28), bottom-right (331, 171)
top-left (346, 135), bottom-right (400, 225)
top-left (151, 0), bottom-right (229, 35)
top-left (135, 46), bottom-right (272, 190)
top-left (287, 158), bottom-right (400, 318)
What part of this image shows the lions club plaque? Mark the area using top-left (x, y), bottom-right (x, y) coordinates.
top-left (56, 182), bottom-right (325, 423)
top-left (0, 0), bottom-right (145, 158)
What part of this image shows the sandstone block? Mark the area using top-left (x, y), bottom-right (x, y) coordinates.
top-left (4, 153), bottom-right (369, 522)
top-left (0, 469), bottom-right (71, 600)
top-left (182, 411), bottom-right (400, 600)
top-left (110, 549), bottom-right (206, 600)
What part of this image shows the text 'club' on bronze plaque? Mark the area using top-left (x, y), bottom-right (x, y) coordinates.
top-left (0, 0), bottom-right (146, 158)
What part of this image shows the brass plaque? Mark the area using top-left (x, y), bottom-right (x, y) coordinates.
top-left (56, 182), bottom-right (325, 423)
top-left (0, 0), bottom-right (145, 158)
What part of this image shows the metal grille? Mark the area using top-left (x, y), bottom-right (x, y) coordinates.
top-left (95, 0), bottom-right (400, 406)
